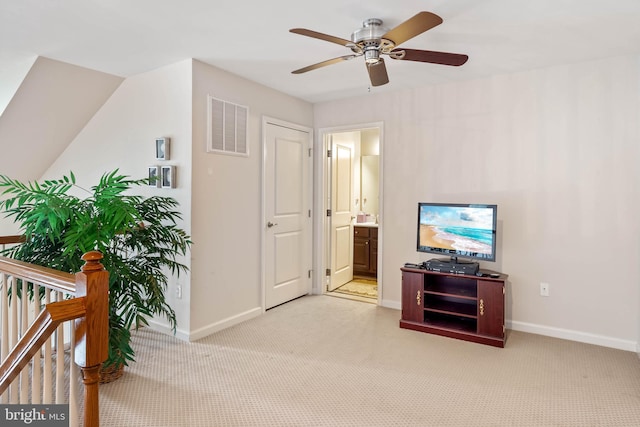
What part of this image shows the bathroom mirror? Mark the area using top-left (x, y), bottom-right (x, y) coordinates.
top-left (360, 155), bottom-right (379, 219)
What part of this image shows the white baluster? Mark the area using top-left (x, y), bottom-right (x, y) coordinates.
top-left (55, 291), bottom-right (64, 404)
top-left (0, 273), bottom-right (8, 403)
top-left (19, 279), bottom-right (29, 403)
top-left (32, 283), bottom-right (42, 404)
top-left (43, 288), bottom-right (52, 404)
top-left (9, 276), bottom-right (18, 403)
top-left (10, 276), bottom-right (17, 349)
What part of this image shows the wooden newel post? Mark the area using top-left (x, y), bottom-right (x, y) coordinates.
top-left (74, 251), bottom-right (109, 427)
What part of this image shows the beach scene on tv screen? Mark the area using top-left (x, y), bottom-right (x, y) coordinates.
top-left (419, 206), bottom-right (494, 255)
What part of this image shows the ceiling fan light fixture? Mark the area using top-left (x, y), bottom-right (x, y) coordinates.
top-left (364, 48), bottom-right (380, 64)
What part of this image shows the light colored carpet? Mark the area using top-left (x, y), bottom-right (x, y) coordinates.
top-left (99, 295), bottom-right (640, 426)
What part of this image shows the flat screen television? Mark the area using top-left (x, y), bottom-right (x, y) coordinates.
top-left (417, 202), bottom-right (497, 263)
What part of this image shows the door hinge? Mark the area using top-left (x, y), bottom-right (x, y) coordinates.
top-left (327, 149), bottom-right (332, 158)
top-left (326, 209), bottom-right (331, 217)
top-left (326, 268), bottom-right (331, 276)
top-left (308, 148), bottom-right (312, 157)
top-left (308, 209), bottom-right (311, 218)
top-left (308, 270), bottom-right (312, 279)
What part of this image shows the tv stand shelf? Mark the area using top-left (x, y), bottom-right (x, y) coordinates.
top-left (400, 267), bottom-right (507, 347)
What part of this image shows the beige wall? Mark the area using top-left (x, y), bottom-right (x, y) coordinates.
top-left (4, 53), bottom-right (637, 351)
top-left (43, 59), bottom-right (194, 336)
top-left (14, 58), bottom-right (314, 342)
top-left (189, 60), bottom-right (313, 338)
top-left (314, 54), bottom-right (640, 350)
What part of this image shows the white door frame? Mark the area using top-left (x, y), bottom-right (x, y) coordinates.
top-left (261, 116), bottom-right (313, 311)
top-left (313, 122), bottom-right (384, 305)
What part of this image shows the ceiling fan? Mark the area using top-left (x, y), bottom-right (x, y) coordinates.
top-left (290, 11), bottom-right (468, 87)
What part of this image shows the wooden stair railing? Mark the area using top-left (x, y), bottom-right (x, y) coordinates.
top-left (0, 298), bottom-right (86, 387)
top-left (0, 249), bottom-right (109, 427)
top-left (0, 235), bottom-right (26, 246)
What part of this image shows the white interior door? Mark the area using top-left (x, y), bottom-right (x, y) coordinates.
top-left (328, 139), bottom-right (354, 291)
top-left (264, 120), bottom-right (312, 309)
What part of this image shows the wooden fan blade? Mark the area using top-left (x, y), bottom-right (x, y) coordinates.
top-left (366, 58), bottom-right (389, 87)
top-left (382, 12), bottom-right (443, 47)
top-left (292, 55), bottom-right (358, 74)
top-left (392, 48), bottom-right (468, 66)
top-left (290, 28), bottom-right (352, 47)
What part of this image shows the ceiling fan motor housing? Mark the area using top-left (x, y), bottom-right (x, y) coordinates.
top-left (351, 18), bottom-right (391, 64)
top-left (351, 18), bottom-right (388, 43)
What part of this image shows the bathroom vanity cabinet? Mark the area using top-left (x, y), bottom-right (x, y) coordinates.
top-left (353, 226), bottom-right (377, 277)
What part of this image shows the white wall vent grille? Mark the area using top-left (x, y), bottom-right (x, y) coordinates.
top-left (207, 95), bottom-right (249, 156)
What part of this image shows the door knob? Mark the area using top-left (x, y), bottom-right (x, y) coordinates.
top-left (267, 221), bottom-right (278, 228)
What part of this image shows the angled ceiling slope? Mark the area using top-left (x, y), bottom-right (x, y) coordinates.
top-left (0, 57), bottom-right (123, 182)
top-left (0, 56), bottom-right (37, 116)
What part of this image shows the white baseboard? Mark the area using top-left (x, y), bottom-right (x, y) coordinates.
top-left (381, 299), bottom-right (401, 310)
top-left (508, 320), bottom-right (637, 352)
top-left (187, 306), bottom-right (263, 342)
top-left (146, 320), bottom-right (190, 342)
top-left (147, 307), bottom-right (263, 342)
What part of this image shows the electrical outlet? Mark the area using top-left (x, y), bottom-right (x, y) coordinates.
top-left (176, 285), bottom-right (182, 299)
top-left (540, 282), bottom-right (550, 297)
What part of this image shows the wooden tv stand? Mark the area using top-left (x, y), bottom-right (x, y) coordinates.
top-left (400, 266), bottom-right (507, 347)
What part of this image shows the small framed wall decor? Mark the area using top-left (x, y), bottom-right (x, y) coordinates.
top-left (155, 137), bottom-right (171, 160)
top-left (148, 166), bottom-right (161, 188)
top-left (161, 165), bottom-right (176, 189)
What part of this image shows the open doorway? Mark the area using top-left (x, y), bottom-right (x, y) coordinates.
top-left (319, 123), bottom-right (382, 304)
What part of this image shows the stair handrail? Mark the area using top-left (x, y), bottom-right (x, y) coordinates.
top-left (0, 250), bottom-right (109, 427)
top-left (0, 235), bottom-right (25, 245)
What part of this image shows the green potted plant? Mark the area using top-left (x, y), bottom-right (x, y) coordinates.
top-left (0, 170), bottom-right (191, 381)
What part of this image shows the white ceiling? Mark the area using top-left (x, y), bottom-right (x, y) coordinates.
top-left (3, 0), bottom-right (640, 104)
